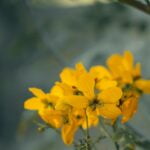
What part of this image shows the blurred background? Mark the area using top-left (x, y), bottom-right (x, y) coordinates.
top-left (0, 0), bottom-right (150, 150)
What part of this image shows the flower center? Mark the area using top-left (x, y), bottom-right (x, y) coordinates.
top-left (73, 90), bottom-right (84, 96)
top-left (89, 99), bottom-right (101, 111)
top-left (42, 99), bottom-right (54, 108)
top-left (63, 116), bottom-right (69, 124)
top-left (76, 115), bottom-right (82, 120)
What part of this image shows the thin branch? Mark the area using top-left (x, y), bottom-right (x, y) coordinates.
top-left (145, 0), bottom-right (150, 6)
top-left (119, 0), bottom-right (150, 15)
top-left (85, 109), bottom-right (91, 150)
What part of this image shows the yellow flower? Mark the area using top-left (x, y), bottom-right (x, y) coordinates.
top-left (107, 51), bottom-right (140, 84)
top-left (60, 62), bottom-right (87, 87)
top-left (90, 65), bottom-right (112, 80)
top-left (39, 107), bottom-right (79, 145)
top-left (90, 65), bottom-right (117, 90)
top-left (39, 109), bottom-right (63, 128)
top-left (50, 84), bottom-right (89, 144)
top-left (61, 108), bottom-right (98, 144)
top-left (120, 93), bottom-right (139, 123)
top-left (61, 108), bottom-right (86, 145)
top-left (59, 63), bottom-right (122, 121)
top-left (61, 118), bottom-right (78, 145)
top-left (117, 89), bottom-right (140, 123)
top-left (62, 73), bottom-right (122, 120)
top-left (24, 88), bottom-right (59, 111)
top-left (70, 108), bottom-right (99, 129)
top-left (50, 83), bottom-right (98, 144)
top-left (107, 51), bottom-right (150, 122)
top-left (24, 56), bottom-right (150, 145)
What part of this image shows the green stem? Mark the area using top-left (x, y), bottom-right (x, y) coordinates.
top-left (112, 122), bottom-right (120, 150)
top-left (85, 109), bottom-right (91, 150)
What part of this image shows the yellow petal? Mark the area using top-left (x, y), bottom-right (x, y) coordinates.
top-left (90, 65), bottom-right (111, 79)
top-left (75, 62), bottom-right (87, 74)
top-left (24, 97), bottom-right (43, 110)
top-left (60, 68), bottom-right (77, 86)
top-left (121, 97), bottom-right (138, 123)
top-left (77, 73), bottom-right (95, 99)
top-left (135, 79), bottom-right (150, 94)
top-left (71, 108), bottom-right (85, 126)
top-left (132, 63), bottom-right (141, 78)
top-left (88, 115), bottom-right (99, 127)
top-left (98, 87), bottom-right (122, 103)
top-left (96, 79), bottom-right (117, 90)
top-left (47, 94), bottom-right (59, 105)
top-left (106, 54), bottom-right (123, 77)
top-left (62, 121), bottom-right (78, 145)
top-left (121, 71), bottom-right (133, 84)
top-left (29, 88), bottom-right (45, 98)
top-left (123, 50), bottom-right (133, 70)
top-left (50, 84), bottom-right (64, 97)
top-left (82, 115), bottom-right (99, 129)
top-left (39, 109), bottom-right (63, 128)
top-left (98, 104), bottom-right (121, 119)
top-left (63, 95), bottom-right (88, 108)
top-left (55, 101), bottom-right (71, 111)
top-left (56, 82), bottom-right (74, 96)
top-left (107, 52), bottom-right (134, 84)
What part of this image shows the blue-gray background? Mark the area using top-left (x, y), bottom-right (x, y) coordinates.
top-left (0, 0), bottom-right (150, 150)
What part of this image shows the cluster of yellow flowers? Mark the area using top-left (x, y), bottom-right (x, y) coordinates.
top-left (24, 51), bottom-right (150, 145)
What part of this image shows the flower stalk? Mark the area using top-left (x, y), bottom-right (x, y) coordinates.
top-left (85, 109), bottom-right (91, 150)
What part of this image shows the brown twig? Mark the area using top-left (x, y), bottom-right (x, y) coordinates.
top-left (119, 0), bottom-right (150, 15)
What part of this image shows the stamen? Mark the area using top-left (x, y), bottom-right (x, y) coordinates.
top-left (63, 116), bottom-right (69, 124)
top-left (89, 99), bottom-right (102, 111)
top-left (42, 99), bottom-right (54, 108)
top-left (74, 90), bottom-right (84, 96)
top-left (76, 115), bottom-right (82, 119)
